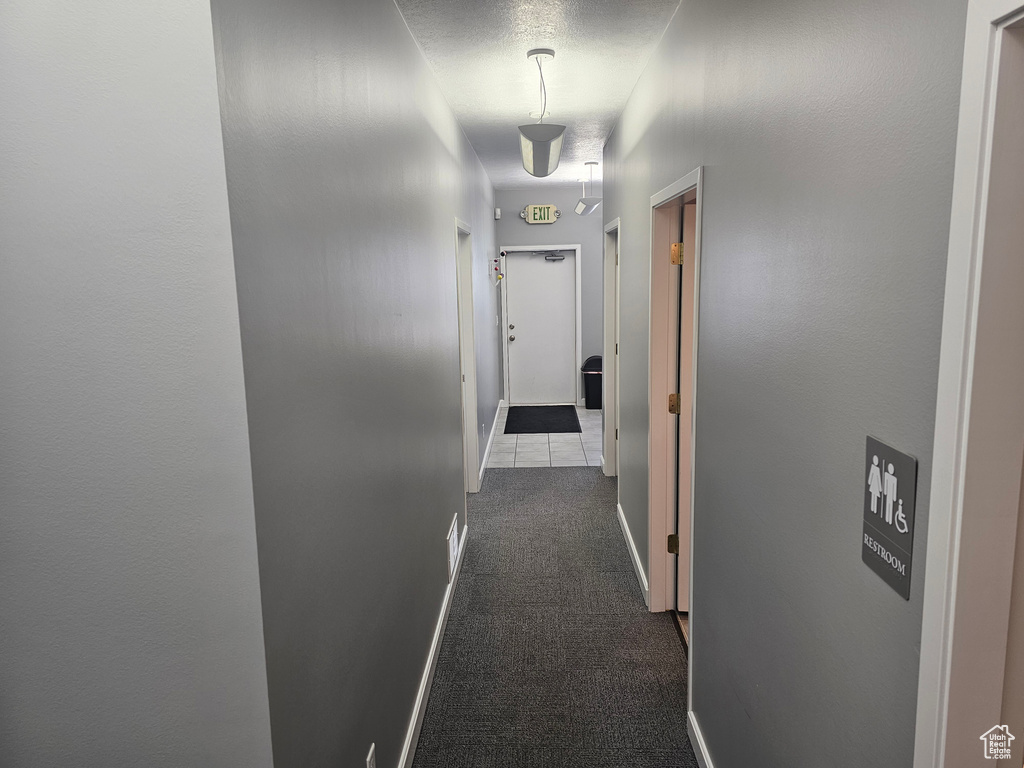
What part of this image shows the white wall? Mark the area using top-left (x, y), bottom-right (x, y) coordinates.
top-left (0, 2), bottom-right (273, 766)
top-left (467, 178), bottom-right (504, 468)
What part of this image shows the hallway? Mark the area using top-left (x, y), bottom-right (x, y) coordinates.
top-left (1, 0), bottom-right (993, 764)
top-left (413, 468), bottom-right (696, 767)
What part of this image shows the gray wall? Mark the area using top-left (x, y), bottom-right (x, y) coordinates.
top-left (209, 0), bottom-right (498, 765)
top-left (469, 212), bottom-right (504, 471)
top-left (604, 0), bottom-right (965, 766)
top-left (0, 1), bottom-right (274, 766)
top-left (495, 186), bottom-right (606, 368)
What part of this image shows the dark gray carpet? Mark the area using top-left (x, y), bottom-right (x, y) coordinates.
top-left (412, 468), bottom-right (698, 768)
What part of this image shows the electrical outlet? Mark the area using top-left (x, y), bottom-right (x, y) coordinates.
top-left (366, 743), bottom-right (376, 768)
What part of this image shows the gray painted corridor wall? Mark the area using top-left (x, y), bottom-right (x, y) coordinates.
top-left (0, 1), bottom-right (274, 765)
top-left (209, 0), bottom-right (498, 764)
top-left (604, 0), bottom-right (965, 765)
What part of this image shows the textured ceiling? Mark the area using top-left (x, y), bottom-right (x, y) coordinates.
top-left (395, 0), bottom-right (681, 189)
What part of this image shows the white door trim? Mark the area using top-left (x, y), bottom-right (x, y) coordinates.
top-left (499, 243), bottom-right (583, 406)
top-left (604, 218), bottom-right (621, 478)
top-left (455, 219), bottom-right (480, 493)
top-left (915, 4), bottom-right (1024, 765)
top-left (647, 167), bottom-right (703, 616)
top-left (647, 168), bottom-right (703, 720)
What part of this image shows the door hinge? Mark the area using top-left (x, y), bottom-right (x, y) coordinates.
top-left (615, 428), bottom-right (618, 440)
top-left (668, 534), bottom-right (680, 554)
top-left (615, 343), bottom-right (618, 355)
top-left (615, 250), bottom-right (619, 265)
top-left (671, 242), bottom-right (684, 266)
top-left (462, 374), bottom-right (465, 382)
top-left (669, 393), bottom-right (681, 414)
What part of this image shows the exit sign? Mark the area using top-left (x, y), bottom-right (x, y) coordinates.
top-left (521, 204), bottom-right (560, 224)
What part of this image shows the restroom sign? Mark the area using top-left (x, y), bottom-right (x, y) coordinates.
top-left (862, 436), bottom-right (917, 600)
top-left (520, 204), bottom-right (560, 224)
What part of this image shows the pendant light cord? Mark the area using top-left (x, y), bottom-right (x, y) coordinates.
top-left (537, 57), bottom-right (547, 123)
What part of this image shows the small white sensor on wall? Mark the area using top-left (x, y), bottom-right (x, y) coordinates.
top-left (494, 207), bottom-right (501, 220)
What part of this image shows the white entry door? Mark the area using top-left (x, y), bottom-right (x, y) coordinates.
top-left (504, 250), bottom-right (578, 404)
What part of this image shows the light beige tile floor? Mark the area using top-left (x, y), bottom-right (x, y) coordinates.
top-left (487, 405), bottom-right (603, 469)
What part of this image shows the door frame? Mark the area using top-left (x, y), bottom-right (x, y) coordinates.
top-left (603, 219), bottom-right (621, 477)
top-left (647, 167), bottom-right (703, 616)
top-left (455, 219), bottom-right (480, 493)
top-left (915, 3), bottom-right (1024, 765)
top-left (499, 243), bottom-right (583, 406)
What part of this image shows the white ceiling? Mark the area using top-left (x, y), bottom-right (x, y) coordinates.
top-left (395, 0), bottom-right (681, 189)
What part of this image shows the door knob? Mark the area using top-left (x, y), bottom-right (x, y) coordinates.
top-left (509, 335), bottom-right (516, 341)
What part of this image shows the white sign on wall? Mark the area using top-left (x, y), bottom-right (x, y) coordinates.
top-left (520, 204), bottom-right (560, 224)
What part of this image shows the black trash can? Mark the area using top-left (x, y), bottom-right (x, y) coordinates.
top-left (581, 355), bottom-right (602, 409)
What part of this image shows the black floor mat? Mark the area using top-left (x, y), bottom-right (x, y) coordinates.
top-left (504, 405), bottom-right (581, 434)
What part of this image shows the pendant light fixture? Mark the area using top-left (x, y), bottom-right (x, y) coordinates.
top-left (519, 49), bottom-right (565, 178)
top-left (575, 161), bottom-right (601, 216)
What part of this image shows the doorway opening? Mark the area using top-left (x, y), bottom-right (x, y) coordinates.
top-left (499, 244), bottom-right (583, 406)
top-left (916, 8), bottom-right (1024, 766)
top-left (455, 220), bottom-right (480, 494)
top-left (603, 219), bottom-right (620, 478)
top-left (648, 168), bottom-right (703, 631)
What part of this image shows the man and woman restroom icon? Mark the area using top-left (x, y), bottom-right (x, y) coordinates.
top-left (868, 455), bottom-right (908, 534)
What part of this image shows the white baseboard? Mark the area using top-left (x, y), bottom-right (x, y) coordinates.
top-left (617, 503), bottom-right (650, 607)
top-left (398, 523), bottom-right (469, 768)
top-left (477, 400), bottom-right (505, 491)
top-left (688, 710), bottom-right (716, 768)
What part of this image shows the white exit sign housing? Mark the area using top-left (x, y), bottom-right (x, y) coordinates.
top-left (521, 204), bottom-right (559, 224)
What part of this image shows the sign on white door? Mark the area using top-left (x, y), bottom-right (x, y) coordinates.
top-left (504, 251), bottom-right (577, 404)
